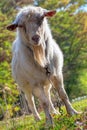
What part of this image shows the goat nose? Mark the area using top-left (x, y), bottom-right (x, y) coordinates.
top-left (32, 35), bottom-right (40, 42)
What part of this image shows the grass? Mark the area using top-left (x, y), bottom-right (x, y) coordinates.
top-left (0, 99), bottom-right (87, 130)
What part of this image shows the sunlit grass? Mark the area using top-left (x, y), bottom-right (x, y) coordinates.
top-left (0, 99), bottom-right (87, 130)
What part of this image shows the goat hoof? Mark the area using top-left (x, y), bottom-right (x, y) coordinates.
top-left (45, 120), bottom-right (54, 129)
top-left (68, 109), bottom-right (82, 116)
top-left (51, 110), bottom-right (60, 115)
top-left (45, 114), bottom-right (53, 128)
top-left (35, 116), bottom-right (41, 121)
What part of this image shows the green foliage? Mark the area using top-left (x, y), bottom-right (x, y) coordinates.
top-left (0, 10), bottom-right (19, 116)
top-left (39, 0), bottom-right (86, 9)
top-left (0, 99), bottom-right (87, 130)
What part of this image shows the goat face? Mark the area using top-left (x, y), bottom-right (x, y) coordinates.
top-left (7, 6), bottom-right (56, 46)
top-left (25, 11), bottom-right (45, 46)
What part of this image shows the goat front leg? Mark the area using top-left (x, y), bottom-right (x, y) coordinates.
top-left (33, 86), bottom-right (53, 126)
top-left (44, 84), bottom-right (60, 115)
top-left (23, 88), bottom-right (41, 121)
top-left (51, 73), bottom-right (79, 115)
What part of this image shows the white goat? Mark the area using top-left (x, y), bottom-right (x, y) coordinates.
top-left (7, 6), bottom-right (79, 125)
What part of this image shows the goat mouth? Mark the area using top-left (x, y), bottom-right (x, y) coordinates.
top-left (33, 41), bottom-right (41, 46)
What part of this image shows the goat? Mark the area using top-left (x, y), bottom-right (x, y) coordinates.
top-left (7, 6), bottom-right (79, 125)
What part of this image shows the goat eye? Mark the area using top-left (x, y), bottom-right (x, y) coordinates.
top-left (37, 20), bottom-right (42, 25)
top-left (37, 16), bottom-right (44, 26)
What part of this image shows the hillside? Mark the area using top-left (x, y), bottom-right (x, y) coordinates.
top-left (0, 99), bottom-right (87, 130)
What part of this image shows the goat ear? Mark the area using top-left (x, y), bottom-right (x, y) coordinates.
top-left (7, 23), bottom-right (18, 31)
top-left (44, 10), bottom-right (56, 17)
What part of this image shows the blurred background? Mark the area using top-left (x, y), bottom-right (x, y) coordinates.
top-left (0, 0), bottom-right (87, 120)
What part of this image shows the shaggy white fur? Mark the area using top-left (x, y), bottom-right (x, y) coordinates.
top-left (7, 6), bottom-right (78, 125)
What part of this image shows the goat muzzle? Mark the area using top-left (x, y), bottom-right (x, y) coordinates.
top-left (32, 35), bottom-right (40, 43)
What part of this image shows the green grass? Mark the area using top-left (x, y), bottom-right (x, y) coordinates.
top-left (0, 99), bottom-right (87, 130)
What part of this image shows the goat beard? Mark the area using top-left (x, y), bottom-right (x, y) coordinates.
top-left (32, 44), bottom-right (47, 68)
